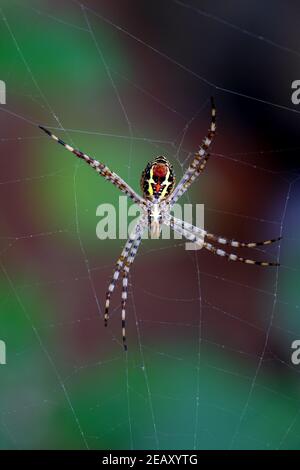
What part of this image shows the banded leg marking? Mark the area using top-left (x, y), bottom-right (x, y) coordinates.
top-left (39, 126), bottom-right (145, 207)
top-left (120, 234), bottom-right (143, 350)
top-left (169, 215), bottom-right (282, 249)
top-left (170, 97), bottom-right (216, 205)
top-left (104, 219), bottom-right (146, 326)
top-left (167, 218), bottom-right (279, 267)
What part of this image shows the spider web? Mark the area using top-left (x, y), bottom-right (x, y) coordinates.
top-left (0, 0), bottom-right (300, 450)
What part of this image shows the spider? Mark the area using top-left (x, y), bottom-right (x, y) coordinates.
top-left (39, 98), bottom-right (281, 350)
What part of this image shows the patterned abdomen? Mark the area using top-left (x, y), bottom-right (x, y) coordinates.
top-left (140, 156), bottom-right (175, 201)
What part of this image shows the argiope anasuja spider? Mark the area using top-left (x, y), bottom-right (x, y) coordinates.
top-left (39, 98), bottom-right (281, 350)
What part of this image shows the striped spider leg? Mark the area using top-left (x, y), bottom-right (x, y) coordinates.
top-left (166, 216), bottom-right (280, 266)
top-left (120, 231), bottom-right (144, 350)
top-left (39, 126), bottom-right (146, 208)
top-left (104, 216), bottom-right (147, 350)
top-left (169, 97), bottom-right (216, 207)
top-left (168, 215), bottom-right (282, 250)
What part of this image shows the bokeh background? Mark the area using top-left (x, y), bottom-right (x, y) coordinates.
top-left (0, 0), bottom-right (300, 450)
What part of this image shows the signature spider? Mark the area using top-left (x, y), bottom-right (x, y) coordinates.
top-left (39, 98), bottom-right (281, 350)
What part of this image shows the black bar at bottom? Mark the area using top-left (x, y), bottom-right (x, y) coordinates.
top-left (0, 449), bottom-right (290, 465)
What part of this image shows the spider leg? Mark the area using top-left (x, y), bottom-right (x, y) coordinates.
top-left (170, 154), bottom-right (210, 206)
top-left (120, 233), bottom-right (143, 350)
top-left (202, 241), bottom-right (279, 266)
top-left (167, 218), bottom-right (279, 267)
top-left (168, 215), bottom-right (282, 248)
top-left (169, 97), bottom-right (215, 205)
top-left (104, 218), bottom-right (146, 327)
top-left (39, 126), bottom-right (145, 207)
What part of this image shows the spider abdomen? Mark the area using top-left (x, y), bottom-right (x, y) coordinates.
top-left (140, 155), bottom-right (175, 201)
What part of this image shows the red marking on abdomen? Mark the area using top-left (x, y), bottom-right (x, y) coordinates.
top-left (153, 164), bottom-right (167, 178)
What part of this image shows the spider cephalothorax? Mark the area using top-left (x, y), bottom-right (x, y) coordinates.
top-left (39, 97), bottom-right (281, 350)
top-left (140, 156), bottom-right (175, 202)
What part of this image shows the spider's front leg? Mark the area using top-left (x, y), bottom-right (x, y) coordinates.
top-left (120, 232), bottom-right (143, 350)
top-left (166, 217), bottom-right (280, 267)
top-left (104, 217), bottom-right (147, 349)
top-left (168, 215), bottom-right (282, 249)
top-left (104, 217), bottom-right (146, 325)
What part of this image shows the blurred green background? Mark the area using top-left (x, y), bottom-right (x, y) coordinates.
top-left (0, 0), bottom-right (300, 450)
